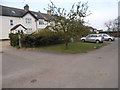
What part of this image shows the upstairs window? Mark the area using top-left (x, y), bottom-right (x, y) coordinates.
top-left (10, 20), bottom-right (13, 26)
top-left (26, 28), bottom-right (32, 34)
top-left (25, 18), bottom-right (32, 24)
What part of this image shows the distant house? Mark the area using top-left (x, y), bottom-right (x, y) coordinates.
top-left (87, 26), bottom-right (104, 33)
top-left (0, 4), bottom-right (55, 39)
top-left (96, 29), bottom-right (104, 32)
top-left (87, 26), bottom-right (97, 32)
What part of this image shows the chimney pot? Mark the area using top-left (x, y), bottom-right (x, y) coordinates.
top-left (47, 10), bottom-right (51, 15)
top-left (24, 4), bottom-right (29, 12)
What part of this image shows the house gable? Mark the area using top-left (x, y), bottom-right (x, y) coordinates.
top-left (10, 24), bottom-right (27, 34)
top-left (11, 24), bottom-right (27, 31)
top-left (22, 11), bottom-right (38, 20)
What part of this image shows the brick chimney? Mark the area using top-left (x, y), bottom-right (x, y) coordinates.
top-left (24, 4), bottom-right (29, 12)
top-left (47, 10), bottom-right (51, 15)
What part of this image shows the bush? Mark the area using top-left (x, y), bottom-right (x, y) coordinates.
top-left (9, 29), bottom-right (65, 48)
top-left (21, 34), bottom-right (36, 47)
top-left (9, 33), bottom-right (19, 47)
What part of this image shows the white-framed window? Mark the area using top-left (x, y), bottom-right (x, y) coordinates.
top-left (50, 21), bottom-right (54, 26)
top-left (39, 19), bottom-right (44, 25)
top-left (10, 20), bottom-right (13, 26)
top-left (15, 30), bottom-right (23, 33)
top-left (16, 30), bottom-right (23, 33)
top-left (26, 28), bottom-right (32, 34)
top-left (25, 18), bottom-right (32, 24)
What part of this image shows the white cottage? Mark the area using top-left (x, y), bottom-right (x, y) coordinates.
top-left (0, 4), bottom-right (54, 39)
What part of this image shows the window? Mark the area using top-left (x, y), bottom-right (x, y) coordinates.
top-left (87, 35), bottom-right (90, 37)
top-left (25, 18), bottom-right (32, 24)
top-left (11, 10), bottom-right (15, 14)
top-left (90, 35), bottom-right (94, 37)
top-left (92, 35), bottom-right (97, 37)
top-left (10, 20), bottom-right (13, 26)
top-left (105, 34), bottom-right (110, 37)
top-left (27, 28), bottom-right (32, 34)
top-left (34, 14), bottom-right (37, 17)
top-left (39, 20), bottom-right (44, 25)
top-left (16, 30), bottom-right (23, 33)
top-left (50, 22), bottom-right (54, 26)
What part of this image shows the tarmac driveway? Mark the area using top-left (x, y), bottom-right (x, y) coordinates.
top-left (2, 39), bottom-right (118, 88)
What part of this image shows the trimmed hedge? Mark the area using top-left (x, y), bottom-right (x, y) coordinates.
top-left (9, 30), bottom-right (65, 48)
top-left (9, 33), bottom-right (19, 47)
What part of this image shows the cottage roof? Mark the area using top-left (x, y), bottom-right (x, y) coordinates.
top-left (41, 13), bottom-right (54, 21)
top-left (0, 5), bottom-right (54, 21)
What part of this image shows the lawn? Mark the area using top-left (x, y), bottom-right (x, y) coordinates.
top-left (39, 42), bottom-right (107, 54)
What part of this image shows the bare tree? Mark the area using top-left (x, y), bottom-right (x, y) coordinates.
top-left (105, 18), bottom-right (119, 32)
top-left (46, 0), bottom-right (91, 49)
top-left (104, 20), bottom-right (112, 33)
top-left (112, 18), bottom-right (118, 31)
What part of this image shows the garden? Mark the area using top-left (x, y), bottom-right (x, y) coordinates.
top-left (9, 1), bottom-right (107, 54)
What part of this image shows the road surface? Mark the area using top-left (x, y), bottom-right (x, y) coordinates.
top-left (2, 40), bottom-right (118, 88)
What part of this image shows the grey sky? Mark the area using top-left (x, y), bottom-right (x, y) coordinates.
top-left (0, 0), bottom-right (119, 30)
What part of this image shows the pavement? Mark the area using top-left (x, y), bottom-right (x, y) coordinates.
top-left (2, 39), bottom-right (118, 88)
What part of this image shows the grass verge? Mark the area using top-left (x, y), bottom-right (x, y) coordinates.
top-left (38, 42), bottom-right (107, 54)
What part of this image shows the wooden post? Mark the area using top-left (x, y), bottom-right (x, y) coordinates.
top-left (18, 34), bottom-right (22, 48)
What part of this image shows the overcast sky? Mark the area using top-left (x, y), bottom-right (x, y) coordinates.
top-left (0, 0), bottom-right (119, 30)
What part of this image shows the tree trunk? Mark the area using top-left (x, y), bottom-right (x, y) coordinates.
top-left (65, 40), bottom-right (69, 49)
top-left (107, 28), bottom-right (110, 34)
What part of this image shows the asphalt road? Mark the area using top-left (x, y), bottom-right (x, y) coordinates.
top-left (2, 39), bottom-right (118, 88)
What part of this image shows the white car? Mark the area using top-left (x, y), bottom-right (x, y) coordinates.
top-left (80, 34), bottom-right (104, 43)
top-left (100, 34), bottom-right (115, 41)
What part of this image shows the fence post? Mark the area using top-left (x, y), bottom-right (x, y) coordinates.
top-left (18, 34), bottom-right (22, 48)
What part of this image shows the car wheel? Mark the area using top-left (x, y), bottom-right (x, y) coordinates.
top-left (81, 39), bottom-right (85, 42)
top-left (96, 40), bottom-right (100, 43)
top-left (108, 38), bottom-right (112, 41)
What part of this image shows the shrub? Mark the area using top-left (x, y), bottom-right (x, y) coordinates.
top-left (9, 29), bottom-right (65, 48)
top-left (21, 34), bottom-right (36, 47)
top-left (9, 33), bottom-right (19, 47)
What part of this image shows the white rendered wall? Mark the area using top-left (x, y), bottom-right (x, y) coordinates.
top-left (22, 14), bottom-right (37, 32)
top-left (1, 13), bottom-right (54, 39)
top-left (1, 16), bottom-right (21, 39)
top-left (0, 16), bottom-right (2, 39)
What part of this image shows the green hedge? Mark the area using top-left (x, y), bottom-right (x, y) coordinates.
top-left (9, 33), bottom-right (19, 47)
top-left (9, 30), bottom-right (65, 48)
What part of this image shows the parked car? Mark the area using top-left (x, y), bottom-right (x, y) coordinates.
top-left (80, 34), bottom-right (104, 43)
top-left (100, 34), bottom-right (115, 41)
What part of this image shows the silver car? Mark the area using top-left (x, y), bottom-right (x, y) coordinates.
top-left (80, 34), bottom-right (104, 43)
top-left (100, 34), bottom-right (115, 41)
